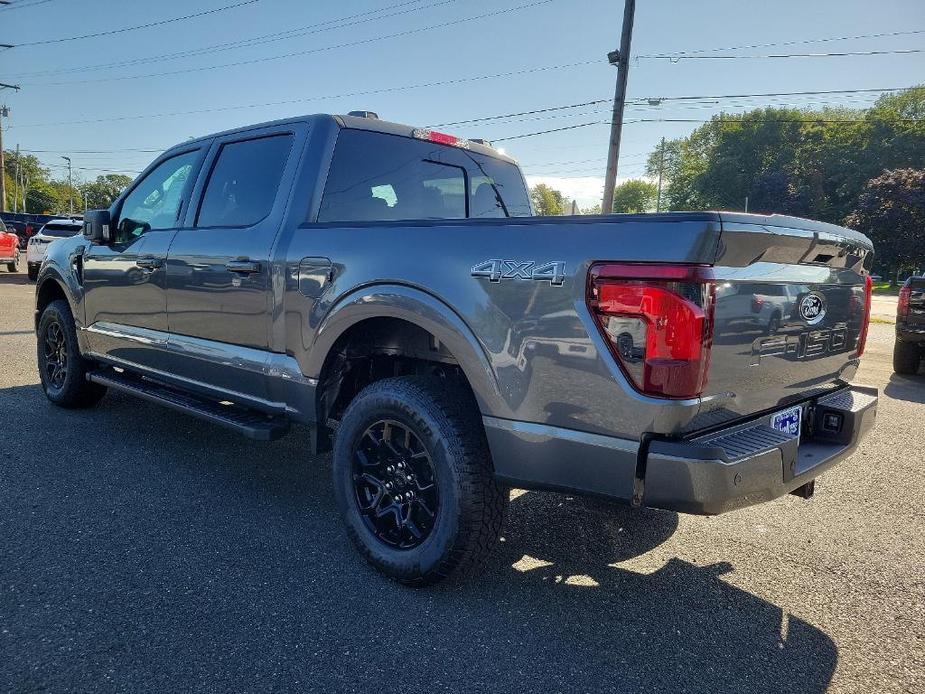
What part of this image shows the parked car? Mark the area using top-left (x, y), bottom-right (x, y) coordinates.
top-left (0, 219), bottom-right (20, 272)
top-left (26, 219), bottom-right (84, 281)
top-left (34, 112), bottom-right (878, 585)
top-left (894, 276), bottom-right (925, 374)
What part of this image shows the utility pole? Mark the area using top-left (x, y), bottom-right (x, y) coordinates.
top-left (601, 0), bottom-right (636, 214)
top-left (13, 143), bottom-right (19, 213)
top-left (0, 83), bottom-right (20, 214)
top-left (0, 104), bottom-right (7, 213)
top-left (655, 136), bottom-right (665, 213)
top-left (62, 156), bottom-right (74, 214)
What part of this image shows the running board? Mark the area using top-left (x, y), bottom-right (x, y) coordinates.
top-left (88, 369), bottom-right (290, 441)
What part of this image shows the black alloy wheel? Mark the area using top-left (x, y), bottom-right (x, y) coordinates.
top-left (42, 320), bottom-right (69, 391)
top-left (352, 419), bottom-right (440, 550)
top-left (333, 376), bottom-right (507, 585)
top-left (37, 299), bottom-right (107, 408)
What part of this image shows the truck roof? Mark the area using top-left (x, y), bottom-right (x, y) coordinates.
top-left (163, 113), bottom-right (515, 164)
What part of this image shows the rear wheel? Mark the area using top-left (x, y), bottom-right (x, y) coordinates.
top-left (27, 266), bottom-right (38, 281)
top-left (6, 250), bottom-right (19, 272)
top-left (893, 340), bottom-right (922, 375)
top-left (37, 299), bottom-right (107, 408)
top-left (332, 376), bottom-right (506, 586)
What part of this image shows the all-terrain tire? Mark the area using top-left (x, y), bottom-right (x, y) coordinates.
top-left (332, 376), bottom-right (507, 586)
top-left (893, 340), bottom-right (921, 375)
top-left (37, 299), bottom-right (107, 408)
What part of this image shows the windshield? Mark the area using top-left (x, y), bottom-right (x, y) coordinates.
top-left (41, 223), bottom-right (82, 238)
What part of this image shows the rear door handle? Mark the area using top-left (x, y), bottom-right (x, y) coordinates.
top-left (225, 259), bottom-right (262, 274)
top-left (136, 256), bottom-right (163, 270)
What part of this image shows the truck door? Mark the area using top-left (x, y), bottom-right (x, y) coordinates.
top-left (82, 147), bottom-right (203, 370)
top-left (164, 129), bottom-right (298, 392)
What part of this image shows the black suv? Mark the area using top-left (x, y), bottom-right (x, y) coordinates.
top-left (895, 276), bottom-right (925, 374)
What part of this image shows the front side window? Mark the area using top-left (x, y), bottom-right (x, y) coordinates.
top-left (116, 150), bottom-right (199, 244)
top-left (196, 134), bottom-right (293, 228)
top-left (317, 129), bottom-right (532, 223)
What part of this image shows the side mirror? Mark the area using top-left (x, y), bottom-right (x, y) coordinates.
top-left (83, 209), bottom-right (111, 244)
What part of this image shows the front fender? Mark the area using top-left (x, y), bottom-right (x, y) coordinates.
top-left (306, 283), bottom-right (509, 418)
top-left (35, 237), bottom-right (87, 339)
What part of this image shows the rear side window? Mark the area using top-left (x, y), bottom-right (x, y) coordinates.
top-left (197, 134), bottom-right (293, 228)
top-left (317, 129), bottom-right (531, 223)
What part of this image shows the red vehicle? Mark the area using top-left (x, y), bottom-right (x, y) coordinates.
top-left (0, 221), bottom-right (21, 272)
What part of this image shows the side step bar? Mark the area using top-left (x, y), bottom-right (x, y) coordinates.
top-left (88, 369), bottom-right (290, 441)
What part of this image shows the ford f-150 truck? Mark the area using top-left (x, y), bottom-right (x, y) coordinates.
top-left (35, 112), bottom-right (878, 585)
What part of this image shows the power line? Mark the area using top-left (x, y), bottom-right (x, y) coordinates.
top-left (21, 0), bottom-right (554, 87)
top-left (638, 48), bottom-right (924, 61)
top-left (6, 0), bottom-right (449, 78)
top-left (430, 99), bottom-right (609, 128)
top-left (8, 58), bottom-right (598, 129)
top-left (0, 0), bottom-right (57, 11)
top-left (12, 0), bottom-right (261, 47)
top-left (493, 114), bottom-right (925, 143)
top-left (650, 28), bottom-right (925, 57)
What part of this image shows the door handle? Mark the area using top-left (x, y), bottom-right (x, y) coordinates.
top-left (135, 256), bottom-right (163, 270)
top-left (225, 259), bottom-right (262, 274)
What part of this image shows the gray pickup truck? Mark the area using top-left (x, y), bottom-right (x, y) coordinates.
top-left (35, 112), bottom-right (878, 584)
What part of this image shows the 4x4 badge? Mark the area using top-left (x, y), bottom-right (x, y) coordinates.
top-left (471, 259), bottom-right (566, 286)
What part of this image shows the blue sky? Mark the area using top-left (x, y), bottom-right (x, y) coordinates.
top-left (1, 0), bottom-right (923, 207)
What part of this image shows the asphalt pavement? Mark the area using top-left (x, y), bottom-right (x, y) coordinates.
top-left (1, 268), bottom-right (923, 693)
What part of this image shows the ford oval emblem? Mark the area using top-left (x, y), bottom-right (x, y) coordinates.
top-left (799, 292), bottom-right (826, 325)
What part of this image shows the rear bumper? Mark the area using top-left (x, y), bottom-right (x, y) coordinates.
top-left (643, 385), bottom-right (878, 514)
top-left (484, 384), bottom-right (878, 516)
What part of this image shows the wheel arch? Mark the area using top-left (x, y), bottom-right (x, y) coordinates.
top-left (308, 284), bottom-right (506, 428)
top-left (34, 274), bottom-right (71, 332)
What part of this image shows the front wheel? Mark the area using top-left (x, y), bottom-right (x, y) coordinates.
top-left (332, 376), bottom-right (507, 586)
top-left (893, 340), bottom-right (922, 375)
top-left (37, 299), bottom-right (107, 408)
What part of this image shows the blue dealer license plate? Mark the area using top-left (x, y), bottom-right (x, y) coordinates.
top-left (770, 405), bottom-right (802, 438)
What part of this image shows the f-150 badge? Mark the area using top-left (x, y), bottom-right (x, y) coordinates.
top-left (471, 259), bottom-right (566, 286)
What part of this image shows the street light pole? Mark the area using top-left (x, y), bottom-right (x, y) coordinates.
top-left (62, 156), bottom-right (73, 215)
top-left (601, 0), bottom-right (636, 214)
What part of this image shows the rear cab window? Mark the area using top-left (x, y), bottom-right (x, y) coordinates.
top-left (317, 129), bottom-right (532, 223)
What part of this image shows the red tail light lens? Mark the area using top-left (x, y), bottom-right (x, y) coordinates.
top-left (857, 274), bottom-right (873, 357)
top-left (588, 263), bottom-right (716, 399)
top-left (898, 285), bottom-right (911, 320)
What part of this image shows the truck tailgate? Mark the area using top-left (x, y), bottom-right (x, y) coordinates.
top-left (691, 213), bottom-right (873, 431)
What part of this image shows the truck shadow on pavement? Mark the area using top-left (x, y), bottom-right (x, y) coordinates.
top-left (1, 388), bottom-right (838, 694)
top-left (884, 372), bottom-right (925, 403)
top-left (0, 271), bottom-right (31, 286)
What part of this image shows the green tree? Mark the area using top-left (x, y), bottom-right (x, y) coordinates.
top-left (644, 86), bottom-right (925, 222)
top-left (25, 181), bottom-right (59, 214)
top-left (529, 183), bottom-right (566, 216)
top-left (80, 173), bottom-right (133, 209)
top-left (3, 151), bottom-right (51, 212)
top-left (610, 179), bottom-right (657, 213)
top-left (845, 169), bottom-right (925, 276)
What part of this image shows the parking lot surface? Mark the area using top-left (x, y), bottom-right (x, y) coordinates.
top-left (1, 268), bottom-right (923, 693)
